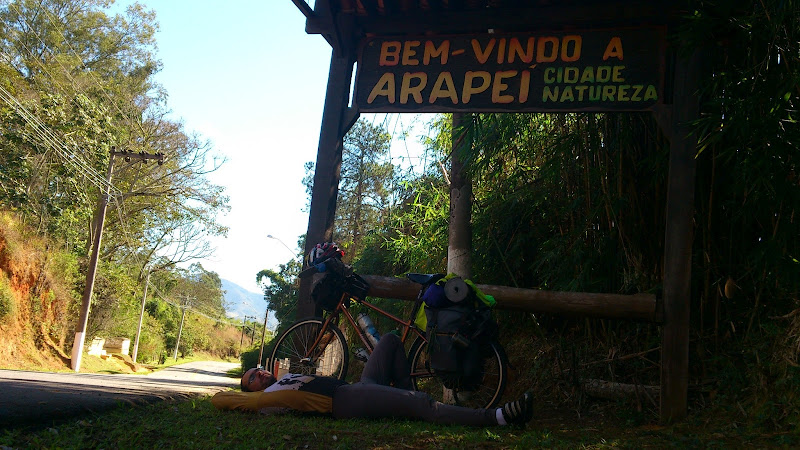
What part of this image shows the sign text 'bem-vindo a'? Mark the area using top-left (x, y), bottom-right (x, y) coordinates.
top-left (355, 27), bottom-right (665, 113)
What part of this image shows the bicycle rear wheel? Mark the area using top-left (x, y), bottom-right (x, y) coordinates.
top-left (269, 318), bottom-right (349, 380)
top-left (408, 337), bottom-right (507, 409)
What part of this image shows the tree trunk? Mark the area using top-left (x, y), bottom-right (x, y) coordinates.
top-left (448, 112), bottom-right (472, 278)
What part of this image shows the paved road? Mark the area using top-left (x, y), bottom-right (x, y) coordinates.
top-left (0, 361), bottom-right (239, 428)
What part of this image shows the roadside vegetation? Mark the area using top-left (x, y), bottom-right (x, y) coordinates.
top-left (0, 0), bottom-right (241, 369)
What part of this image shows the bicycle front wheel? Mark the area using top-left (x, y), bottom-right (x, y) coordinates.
top-left (269, 318), bottom-right (349, 380)
top-left (409, 337), bottom-right (507, 409)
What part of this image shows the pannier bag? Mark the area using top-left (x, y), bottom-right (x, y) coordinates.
top-left (311, 273), bottom-right (348, 312)
top-left (423, 274), bottom-right (498, 390)
top-left (310, 256), bottom-right (369, 312)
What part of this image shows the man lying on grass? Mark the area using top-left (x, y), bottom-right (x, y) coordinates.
top-left (212, 333), bottom-right (533, 427)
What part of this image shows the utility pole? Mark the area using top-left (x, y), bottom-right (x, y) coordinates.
top-left (132, 268), bottom-right (151, 363)
top-left (257, 304), bottom-right (270, 368)
top-left (239, 315), bottom-right (251, 355)
top-left (173, 296), bottom-right (192, 361)
top-left (71, 148), bottom-right (164, 372)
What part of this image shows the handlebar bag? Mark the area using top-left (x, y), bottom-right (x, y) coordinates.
top-left (311, 273), bottom-right (348, 312)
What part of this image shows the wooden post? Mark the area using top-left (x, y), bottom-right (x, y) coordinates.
top-left (660, 49), bottom-right (701, 423)
top-left (132, 269), bottom-right (150, 363)
top-left (70, 149), bottom-right (163, 371)
top-left (297, 48), bottom-right (357, 319)
top-left (173, 298), bottom-right (189, 361)
top-left (445, 112), bottom-right (472, 404)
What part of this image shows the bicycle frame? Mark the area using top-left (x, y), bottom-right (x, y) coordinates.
top-left (304, 288), bottom-right (427, 367)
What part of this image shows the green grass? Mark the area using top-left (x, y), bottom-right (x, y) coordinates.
top-left (1, 395), bottom-right (796, 449)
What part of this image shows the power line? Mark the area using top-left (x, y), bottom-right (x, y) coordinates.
top-left (25, 0), bottom-right (147, 137)
top-left (0, 85), bottom-right (114, 192)
top-left (3, 3), bottom-right (241, 350)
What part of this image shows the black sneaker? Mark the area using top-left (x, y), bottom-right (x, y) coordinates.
top-left (502, 391), bottom-right (534, 425)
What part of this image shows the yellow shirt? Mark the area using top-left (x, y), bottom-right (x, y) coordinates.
top-left (211, 373), bottom-right (346, 415)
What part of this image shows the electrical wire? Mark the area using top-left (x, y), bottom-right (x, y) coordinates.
top-left (0, 85), bottom-right (115, 193)
top-left (3, 3), bottom-right (242, 335)
top-left (32, 0), bottom-right (148, 138)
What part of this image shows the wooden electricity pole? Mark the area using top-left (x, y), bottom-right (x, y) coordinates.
top-left (240, 316), bottom-right (251, 355)
top-left (132, 268), bottom-right (151, 363)
top-left (257, 301), bottom-right (270, 368)
top-left (173, 296), bottom-right (192, 361)
top-left (71, 149), bottom-right (164, 372)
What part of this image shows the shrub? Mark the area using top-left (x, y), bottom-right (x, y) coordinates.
top-left (0, 276), bottom-right (15, 319)
top-left (240, 345), bottom-right (266, 372)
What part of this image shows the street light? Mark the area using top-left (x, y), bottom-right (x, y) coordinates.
top-left (267, 234), bottom-right (297, 258)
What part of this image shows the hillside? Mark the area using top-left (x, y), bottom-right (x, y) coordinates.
top-left (0, 215), bottom-right (80, 371)
top-left (0, 213), bottom-right (245, 371)
top-left (221, 279), bottom-right (277, 329)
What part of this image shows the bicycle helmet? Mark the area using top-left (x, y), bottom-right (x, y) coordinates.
top-left (307, 242), bottom-right (345, 267)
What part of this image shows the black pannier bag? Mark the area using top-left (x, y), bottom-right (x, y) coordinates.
top-left (311, 264), bottom-right (370, 312)
top-left (311, 273), bottom-right (347, 312)
top-left (424, 278), bottom-right (498, 390)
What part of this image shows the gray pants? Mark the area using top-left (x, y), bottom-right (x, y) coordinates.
top-left (331, 334), bottom-right (497, 426)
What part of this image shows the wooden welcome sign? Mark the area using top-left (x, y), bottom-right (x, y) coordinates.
top-left (355, 27), bottom-right (665, 113)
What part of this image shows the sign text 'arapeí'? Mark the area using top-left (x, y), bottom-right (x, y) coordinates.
top-left (354, 27), bottom-right (665, 113)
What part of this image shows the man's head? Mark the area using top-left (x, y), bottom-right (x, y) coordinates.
top-left (241, 368), bottom-right (277, 392)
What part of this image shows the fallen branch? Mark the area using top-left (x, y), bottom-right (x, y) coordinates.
top-left (579, 347), bottom-right (661, 367)
top-left (581, 378), bottom-right (660, 402)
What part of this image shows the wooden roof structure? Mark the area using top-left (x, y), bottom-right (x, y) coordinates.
top-left (291, 0), bottom-right (696, 424)
top-left (294, 0), bottom-right (675, 50)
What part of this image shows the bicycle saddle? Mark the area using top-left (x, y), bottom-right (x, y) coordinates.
top-left (406, 273), bottom-right (445, 286)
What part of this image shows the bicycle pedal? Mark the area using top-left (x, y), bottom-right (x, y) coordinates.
top-left (353, 348), bottom-right (369, 362)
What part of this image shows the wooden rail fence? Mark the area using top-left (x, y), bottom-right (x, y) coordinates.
top-left (360, 275), bottom-right (659, 322)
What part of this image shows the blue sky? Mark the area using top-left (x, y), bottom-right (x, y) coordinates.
top-left (121, 1), bottom-right (432, 293)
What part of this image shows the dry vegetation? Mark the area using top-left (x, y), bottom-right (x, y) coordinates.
top-left (0, 214), bottom-right (77, 371)
top-left (0, 212), bottom-right (240, 374)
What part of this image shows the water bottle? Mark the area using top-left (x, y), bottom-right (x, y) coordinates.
top-left (356, 312), bottom-right (381, 348)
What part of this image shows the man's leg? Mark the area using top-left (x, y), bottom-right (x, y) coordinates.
top-left (332, 383), bottom-right (497, 426)
top-left (360, 333), bottom-right (411, 389)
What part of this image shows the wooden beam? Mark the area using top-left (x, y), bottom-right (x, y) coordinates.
top-left (342, 106), bottom-right (360, 137)
top-left (303, 3), bottom-right (674, 36)
top-left (359, 275), bottom-right (658, 322)
top-left (297, 49), bottom-right (355, 319)
top-left (659, 49), bottom-right (702, 423)
top-left (291, 0), bottom-right (315, 19)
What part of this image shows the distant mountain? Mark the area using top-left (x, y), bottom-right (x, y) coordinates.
top-left (221, 279), bottom-right (276, 328)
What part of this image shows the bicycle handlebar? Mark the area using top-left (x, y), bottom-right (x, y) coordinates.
top-left (298, 265), bottom-right (318, 278)
top-left (298, 255), bottom-right (353, 279)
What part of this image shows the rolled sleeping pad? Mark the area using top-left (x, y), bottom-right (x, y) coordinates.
top-left (444, 277), bottom-right (469, 303)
